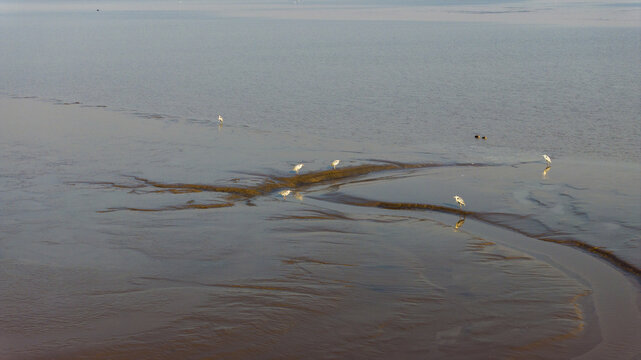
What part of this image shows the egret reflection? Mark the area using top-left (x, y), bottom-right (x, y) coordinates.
top-left (454, 216), bottom-right (465, 231)
top-left (294, 192), bottom-right (304, 201)
top-left (542, 166), bottom-right (550, 179)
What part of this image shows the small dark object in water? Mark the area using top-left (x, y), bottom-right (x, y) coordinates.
top-left (474, 135), bottom-right (480, 139)
top-left (482, 136), bottom-right (487, 140)
top-left (96, 9), bottom-right (100, 11)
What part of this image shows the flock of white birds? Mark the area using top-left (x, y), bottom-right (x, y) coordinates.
top-left (217, 115), bottom-right (551, 210)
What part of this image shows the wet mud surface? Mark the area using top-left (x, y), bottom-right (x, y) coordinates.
top-left (1, 97), bottom-right (640, 359)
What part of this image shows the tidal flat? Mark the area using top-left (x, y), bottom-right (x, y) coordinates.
top-left (1, 97), bottom-right (639, 359)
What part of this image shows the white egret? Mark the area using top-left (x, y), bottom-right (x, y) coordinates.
top-left (279, 189), bottom-right (291, 199)
top-left (454, 195), bottom-right (466, 208)
top-left (542, 154), bottom-right (551, 165)
top-left (293, 163), bottom-right (304, 174)
top-left (218, 115), bottom-right (223, 124)
top-left (331, 160), bottom-right (340, 169)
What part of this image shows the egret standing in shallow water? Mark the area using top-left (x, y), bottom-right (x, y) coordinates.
top-left (218, 115), bottom-right (223, 124)
top-left (331, 160), bottom-right (340, 169)
top-left (293, 163), bottom-right (304, 174)
top-left (279, 189), bottom-right (291, 199)
top-left (542, 154), bottom-right (551, 166)
top-left (454, 195), bottom-right (466, 209)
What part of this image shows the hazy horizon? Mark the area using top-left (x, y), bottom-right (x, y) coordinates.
top-left (1, 0), bottom-right (639, 27)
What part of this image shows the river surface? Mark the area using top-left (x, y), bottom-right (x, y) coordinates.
top-left (0, 2), bottom-right (640, 359)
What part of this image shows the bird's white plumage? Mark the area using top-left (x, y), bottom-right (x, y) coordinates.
top-left (454, 195), bottom-right (466, 208)
top-left (331, 160), bottom-right (340, 169)
top-left (293, 163), bottom-right (304, 173)
top-left (218, 115), bottom-right (223, 124)
top-left (279, 189), bottom-right (291, 198)
top-left (542, 154), bottom-right (551, 165)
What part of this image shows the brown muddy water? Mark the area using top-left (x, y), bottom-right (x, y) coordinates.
top-left (1, 97), bottom-right (640, 359)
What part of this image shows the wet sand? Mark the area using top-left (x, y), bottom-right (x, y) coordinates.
top-left (1, 96), bottom-right (640, 359)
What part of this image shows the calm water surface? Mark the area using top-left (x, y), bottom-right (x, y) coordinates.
top-left (1, 10), bottom-right (639, 162)
top-left (0, 5), bottom-right (640, 359)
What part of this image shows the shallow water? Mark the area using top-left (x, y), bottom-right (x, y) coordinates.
top-left (1, 97), bottom-right (640, 359)
top-left (1, 9), bottom-right (639, 163)
top-left (1, 4), bottom-right (640, 359)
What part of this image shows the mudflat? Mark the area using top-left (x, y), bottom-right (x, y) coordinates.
top-left (1, 96), bottom-right (639, 359)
